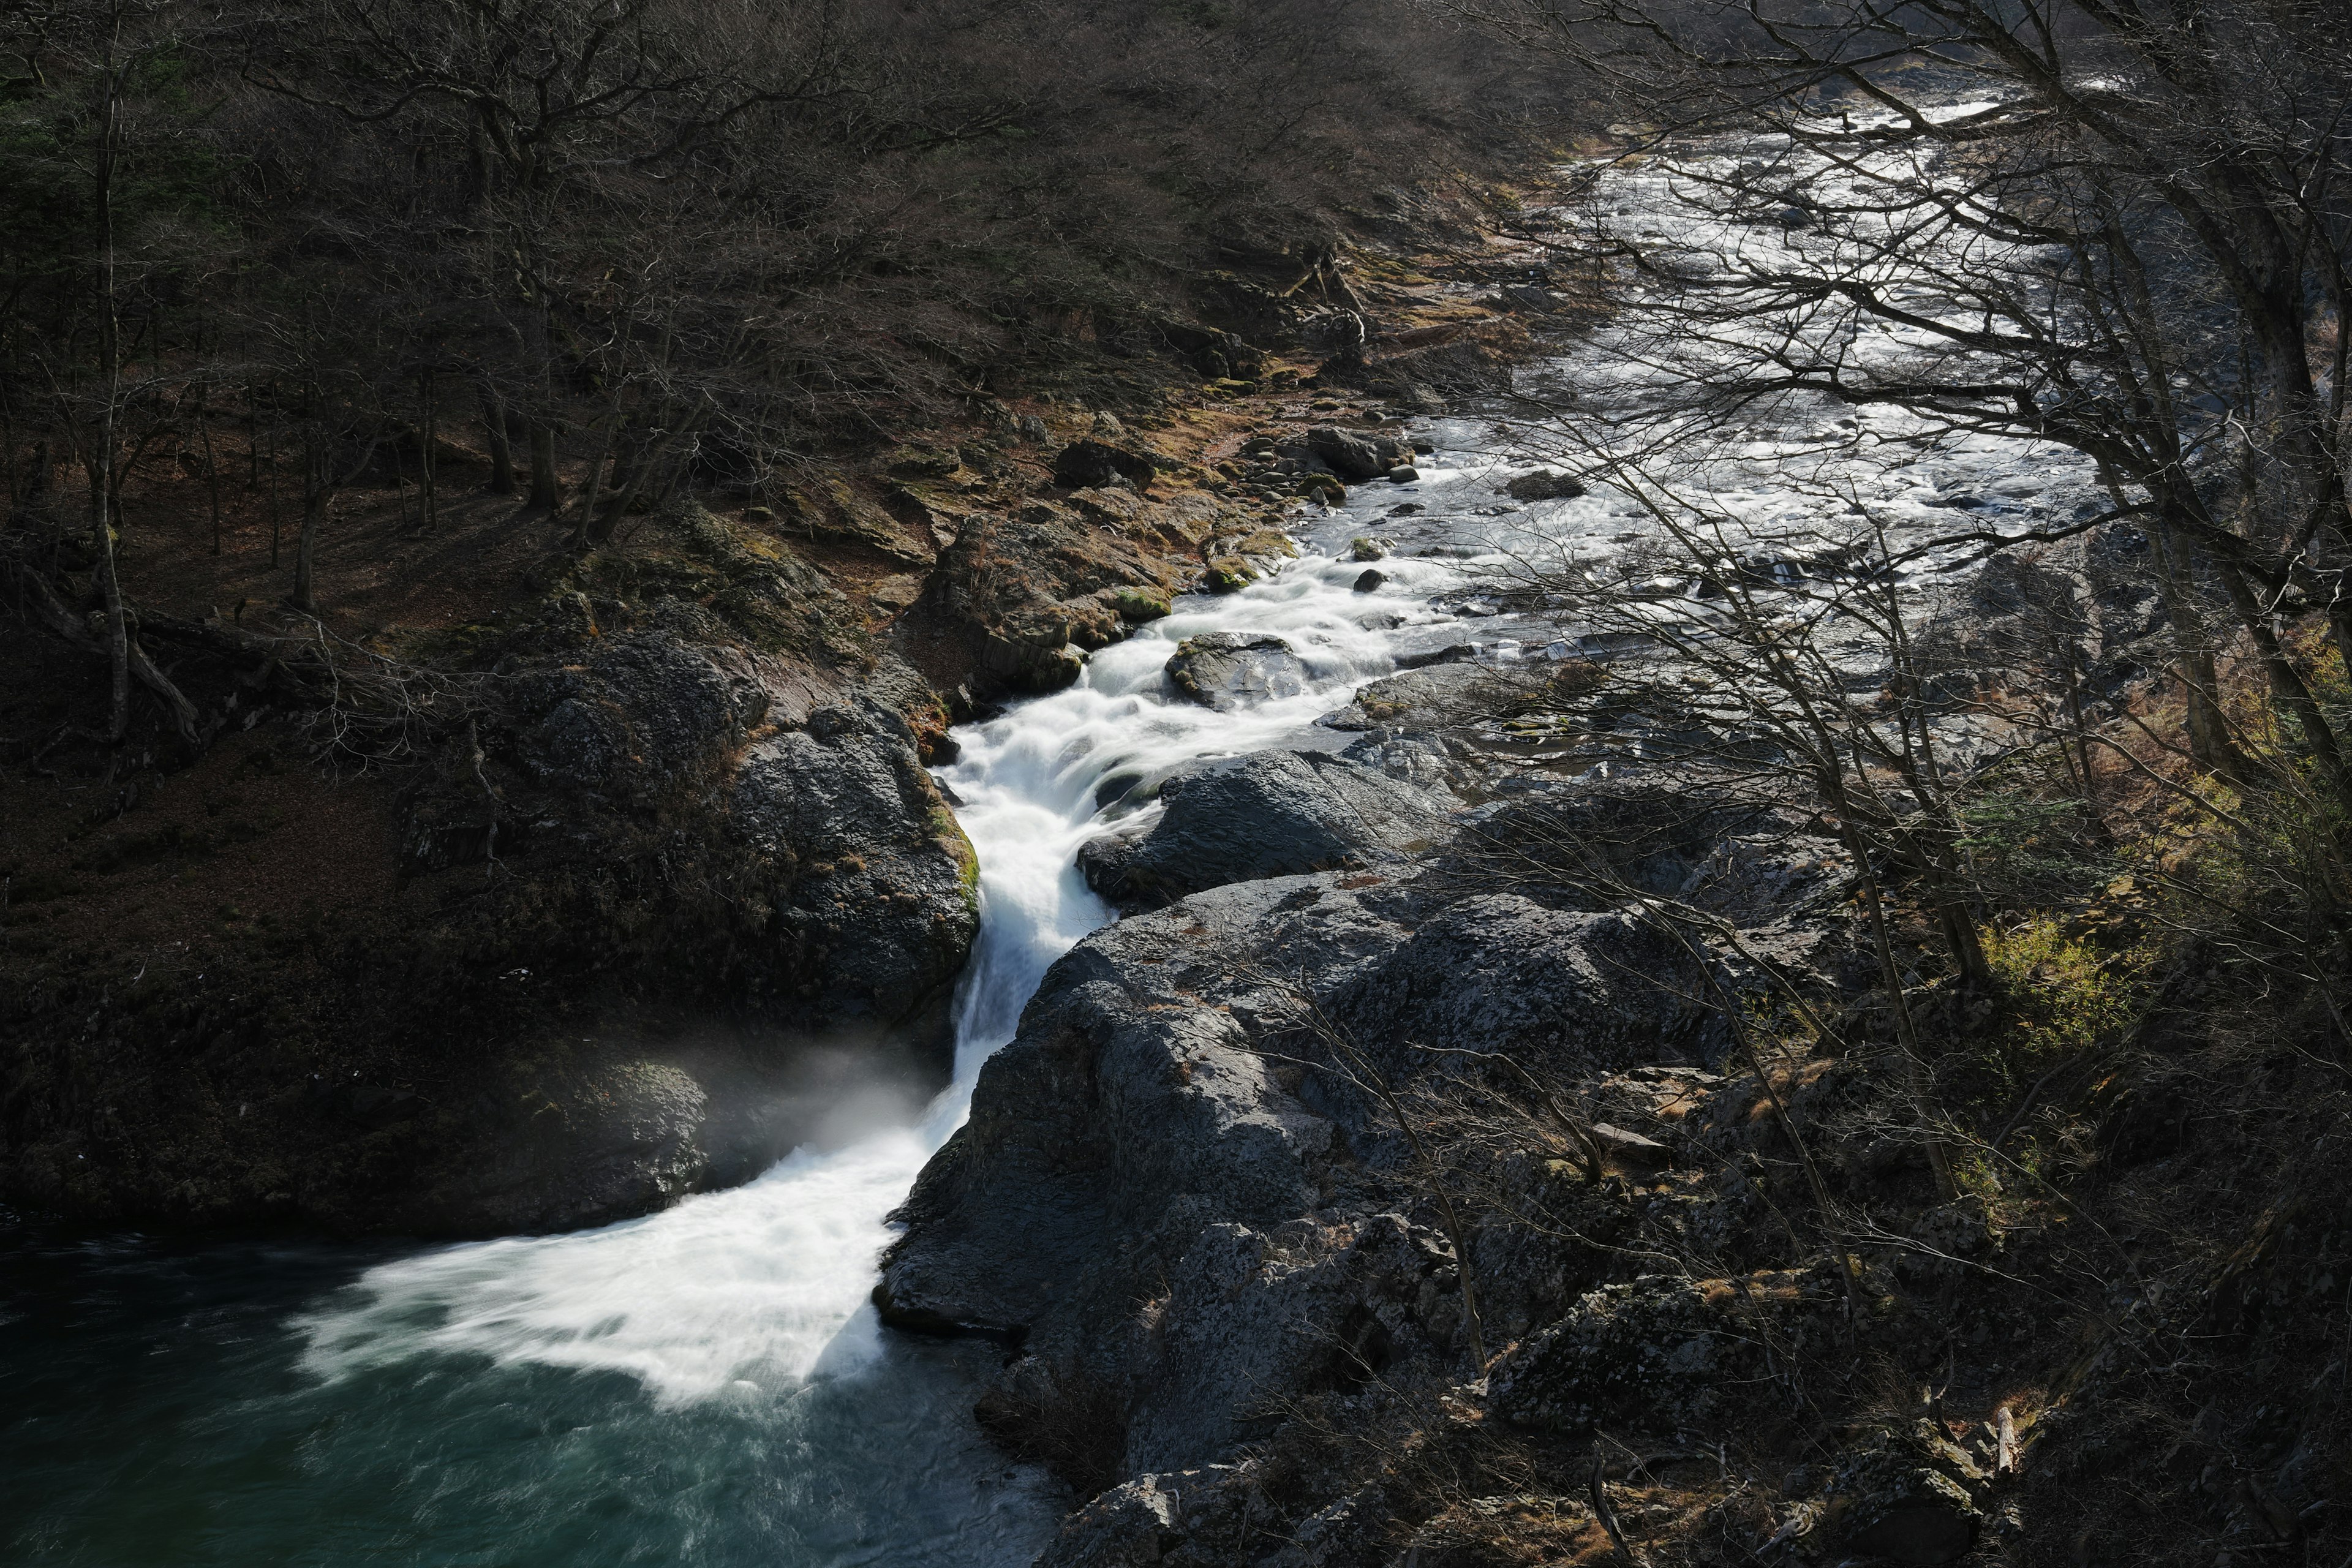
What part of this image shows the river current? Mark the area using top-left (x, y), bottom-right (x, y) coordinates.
top-left (1, 108), bottom-right (2098, 1565)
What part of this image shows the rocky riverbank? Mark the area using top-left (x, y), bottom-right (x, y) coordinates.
top-left (869, 529), bottom-right (2346, 1566)
top-left (0, 185), bottom-right (1584, 1235)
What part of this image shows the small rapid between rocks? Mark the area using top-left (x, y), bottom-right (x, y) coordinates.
top-left (0, 453), bottom-right (1502, 1566)
top-left (1, 106), bottom-right (2098, 1563)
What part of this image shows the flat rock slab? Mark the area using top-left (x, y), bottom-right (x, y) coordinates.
top-left (1165, 631), bottom-right (1310, 710)
top-left (1077, 740), bottom-right (1458, 911)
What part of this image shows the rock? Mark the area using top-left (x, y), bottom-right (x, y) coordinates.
top-left (877, 874), bottom-right (1437, 1469)
top-left (1076, 742), bottom-right (1458, 911)
top-left (1108, 586), bottom-right (1172, 622)
top-left (1488, 1270), bottom-right (1821, 1436)
top-left (1202, 557), bottom-right (1258, 594)
top-left (1057, 440), bottom-right (1159, 490)
top-left (1353, 569), bottom-right (1388, 593)
top-left (1317, 660), bottom-right (1510, 731)
top-left (1307, 425), bottom-right (1408, 481)
top-left (1350, 536), bottom-right (1390, 562)
top-left (1297, 473), bottom-right (1347, 503)
top-left (1502, 469), bottom-right (1586, 501)
top-left (1164, 632), bottom-right (1310, 710)
top-left (1971, 551), bottom-right (2077, 616)
top-left (880, 870), bottom-right (1726, 1490)
top-left (728, 698), bottom-right (981, 1046)
top-left (1388, 466), bottom-right (1420, 483)
top-left (1825, 1420), bottom-right (1988, 1564)
top-left (1591, 1121), bottom-right (1673, 1175)
top-left (983, 608), bottom-right (1087, 692)
top-left (507, 630), bottom-right (771, 799)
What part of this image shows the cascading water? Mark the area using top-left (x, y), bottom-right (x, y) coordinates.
top-left (1, 106), bottom-right (2097, 1562)
top-left (0, 435), bottom-right (1504, 1566)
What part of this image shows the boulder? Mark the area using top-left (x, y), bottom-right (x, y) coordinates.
top-left (880, 870), bottom-right (1724, 1490)
top-left (1353, 569), bottom-right (1388, 593)
top-left (1502, 469), bottom-right (1587, 501)
top-left (728, 698), bottom-right (981, 1047)
top-left (1316, 660), bottom-right (1512, 732)
top-left (1308, 425), bottom-right (1409, 481)
top-left (1057, 440), bottom-right (1159, 490)
top-left (1823, 1420), bottom-right (1989, 1564)
top-left (1076, 741), bottom-right (1458, 911)
top-left (1487, 1267), bottom-right (1835, 1436)
top-left (512, 630), bottom-right (769, 797)
top-left (1164, 632), bottom-right (1310, 710)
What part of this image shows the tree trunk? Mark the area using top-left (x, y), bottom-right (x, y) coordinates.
top-left (527, 418), bottom-right (560, 511)
top-left (198, 386), bottom-right (222, 554)
top-left (2148, 514), bottom-right (2244, 778)
top-left (91, 27), bottom-right (130, 742)
top-left (419, 367), bottom-right (438, 532)
top-left (477, 377), bottom-right (514, 495)
top-left (267, 415), bottom-right (282, 568)
top-left (292, 436), bottom-right (327, 612)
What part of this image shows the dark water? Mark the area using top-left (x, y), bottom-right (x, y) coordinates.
top-left (0, 1219), bottom-right (1060, 1566)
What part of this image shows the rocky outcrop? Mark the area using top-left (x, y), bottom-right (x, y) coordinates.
top-left (1076, 737), bottom-right (1458, 911)
top-left (1307, 424), bottom-right (1410, 481)
top-left (878, 866), bottom-right (1717, 1476)
top-left (1163, 632), bottom-right (1310, 710)
top-left (727, 697), bottom-right (981, 1041)
top-left (1055, 439), bottom-right (1160, 490)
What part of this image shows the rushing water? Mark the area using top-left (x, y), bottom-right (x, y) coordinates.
top-left (0, 429), bottom-right (1513, 1566)
top-left (1, 105), bottom-right (2097, 1563)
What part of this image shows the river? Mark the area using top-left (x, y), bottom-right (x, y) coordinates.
top-left (0, 105), bottom-right (2097, 1564)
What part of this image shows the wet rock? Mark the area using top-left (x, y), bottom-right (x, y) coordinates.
top-left (1317, 660), bottom-right (1511, 731)
top-left (983, 608), bottom-right (1087, 693)
top-left (1502, 470), bottom-right (1586, 501)
top-left (1076, 741), bottom-right (1458, 911)
top-left (1353, 569), bottom-right (1388, 593)
top-left (1164, 632), bottom-right (1310, 710)
top-left (1056, 440), bottom-right (1159, 490)
top-left (1388, 466), bottom-right (1420, 483)
top-left (1350, 536), bottom-right (1391, 562)
top-left (1308, 425), bottom-right (1409, 481)
top-left (1202, 557), bottom-right (1259, 594)
top-left (410, 1058), bottom-right (716, 1235)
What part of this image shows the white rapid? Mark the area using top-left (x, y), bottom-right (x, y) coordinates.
top-left (279, 97), bottom-right (2099, 1558)
top-left (295, 542), bottom-right (1469, 1407)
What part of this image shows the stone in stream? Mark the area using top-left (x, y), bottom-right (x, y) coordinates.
top-left (1163, 631), bottom-right (1309, 710)
top-left (1352, 568), bottom-right (1387, 593)
top-left (1387, 466), bottom-right (1420, 483)
top-left (1074, 738), bottom-right (1458, 912)
top-left (1306, 424), bottom-right (1409, 481)
top-left (1502, 469), bottom-right (1587, 501)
